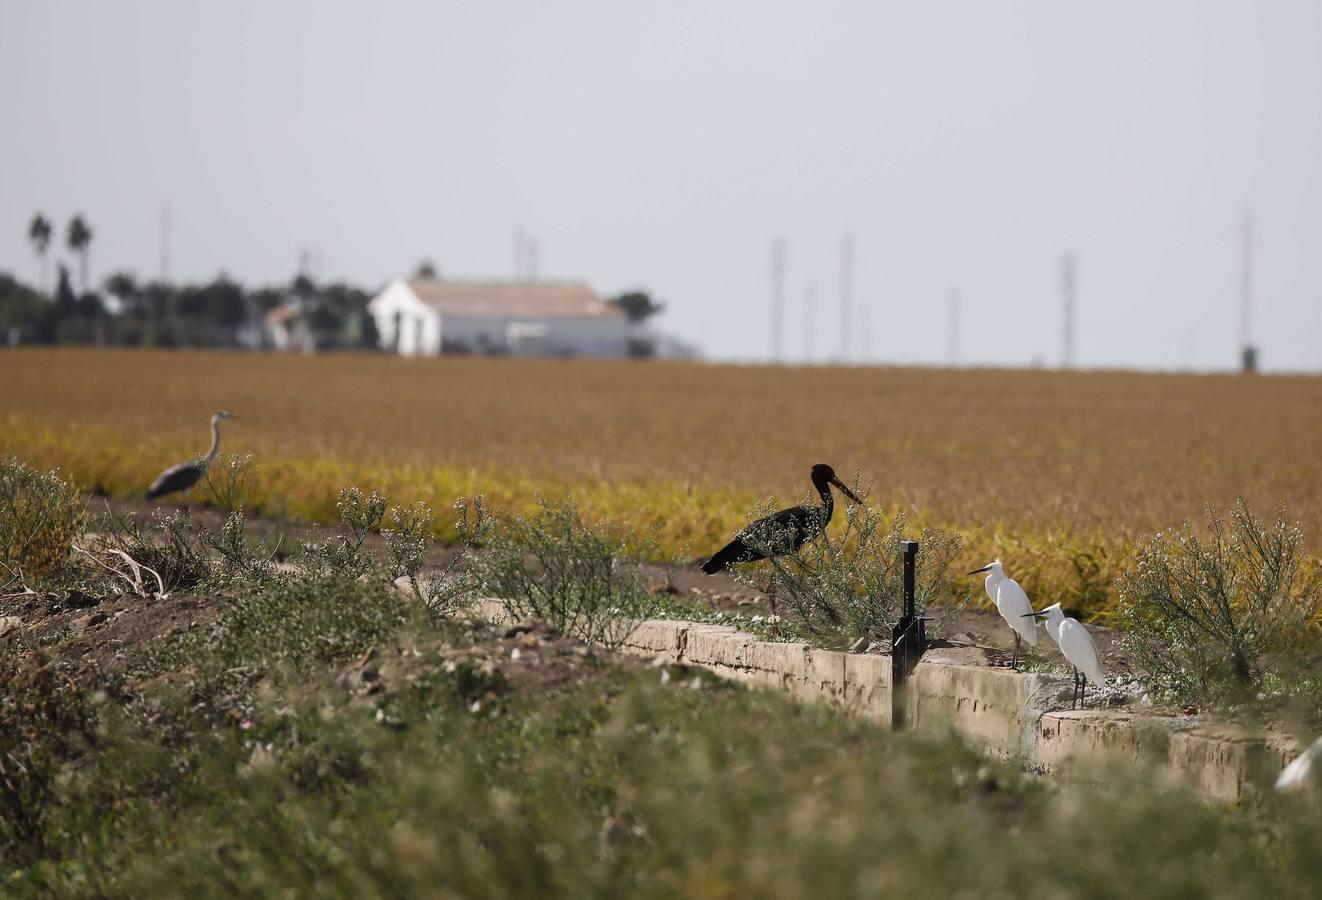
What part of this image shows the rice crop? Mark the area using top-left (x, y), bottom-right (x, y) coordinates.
top-left (2, 347), bottom-right (1319, 615)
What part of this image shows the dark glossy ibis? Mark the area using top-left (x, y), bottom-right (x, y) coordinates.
top-left (701, 463), bottom-right (863, 574)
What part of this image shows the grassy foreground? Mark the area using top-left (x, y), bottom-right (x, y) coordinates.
top-left (5, 570), bottom-right (1322, 898)
top-left (3, 349), bottom-right (1322, 615)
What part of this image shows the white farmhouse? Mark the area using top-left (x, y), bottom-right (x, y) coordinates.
top-left (367, 277), bottom-right (629, 357)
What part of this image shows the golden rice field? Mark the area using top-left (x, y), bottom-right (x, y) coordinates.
top-left (3, 348), bottom-right (1320, 614)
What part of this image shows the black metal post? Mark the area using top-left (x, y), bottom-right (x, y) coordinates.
top-left (902, 540), bottom-right (917, 621)
top-left (891, 540), bottom-right (925, 729)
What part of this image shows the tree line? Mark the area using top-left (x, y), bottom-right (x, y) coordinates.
top-left (4, 213), bottom-right (665, 353)
top-left (3, 212), bottom-right (379, 350)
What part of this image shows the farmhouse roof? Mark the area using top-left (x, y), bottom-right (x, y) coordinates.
top-left (404, 279), bottom-right (621, 319)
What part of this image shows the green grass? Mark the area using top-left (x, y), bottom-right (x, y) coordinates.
top-left (7, 572), bottom-right (1322, 898)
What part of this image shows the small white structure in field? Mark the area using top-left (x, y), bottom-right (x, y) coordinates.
top-left (368, 277), bottom-right (629, 358)
top-left (263, 302), bottom-right (315, 353)
top-left (968, 559), bottom-right (1039, 669)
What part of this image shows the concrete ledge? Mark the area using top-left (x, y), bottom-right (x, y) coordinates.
top-left (908, 658), bottom-right (1066, 757)
top-left (460, 597), bottom-right (1301, 801)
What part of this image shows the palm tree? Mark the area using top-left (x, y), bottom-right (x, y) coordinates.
top-left (66, 214), bottom-right (93, 292)
top-left (27, 213), bottom-right (52, 293)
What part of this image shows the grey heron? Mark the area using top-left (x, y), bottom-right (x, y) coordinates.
top-left (146, 410), bottom-right (237, 506)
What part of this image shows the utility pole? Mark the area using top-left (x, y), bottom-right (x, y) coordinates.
top-left (804, 277), bottom-right (816, 364)
top-left (529, 237), bottom-right (539, 281)
top-left (947, 286), bottom-right (960, 366)
top-left (771, 237), bottom-right (785, 363)
top-left (840, 232), bottom-right (853, 364)
top-left (859, 251), bottom-right (868, 363)
top-left (160, 203), bottom-right (171, 282)
top-left (1240, 210), bottom-right (1257, 372)
top-left (514, 225), bottom-right (529, 280)
top-left (1062, 252), bottom-right (1076, 368)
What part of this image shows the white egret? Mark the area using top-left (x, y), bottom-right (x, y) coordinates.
top-left (146, 411), bottom-right (237, 507)
top-left (968, 560), bottom-right (1038, 669)
top-left (1275, 736), bottom-right (1322, 792)
top-left (1025, 603), bottom-right (1105, 707)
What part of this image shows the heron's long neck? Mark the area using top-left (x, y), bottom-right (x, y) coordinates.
top-left (203, 419), bottom-right (222, 466)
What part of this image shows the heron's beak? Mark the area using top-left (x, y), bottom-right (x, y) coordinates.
top-left (1021, 612), bottom-right (1047, 618)
top-left (968, 565), bottom-right (992, 575)
top-left (830, 477), bottom-right (863, 505)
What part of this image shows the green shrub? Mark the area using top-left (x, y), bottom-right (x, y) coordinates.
top-left (0, 457), bottom-right (86, 587)
top-left (31, 673), bottom-right (1322, 899)
top-left (201, 452), bottom-right (258, 514)
top-left (1117, 498), bottom-right (1322, 708)
top-left (0, 652), bottom-right (102, 864)
top-left (92, 508), bottom-right (213, 593)
top-left (295, 486), bottom-right (388, 580)
top-left (141, 575), bottom-right (420, 686)
top-left (386, 495), bottom-right (492, 615)
top-left (736, 499), bottom-right (963, 646)
top-left (481, 499), bottom-right (658, 648)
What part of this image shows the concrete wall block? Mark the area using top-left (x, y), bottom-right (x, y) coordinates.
top-left (1168, 726), bottom-right (1293, 803)
top-left (1034, 710), bottom-right (1177, 772)
top-left (842, 653), bottom-right (892, 723)
top-left (685, 625), bottom-right (750, 667)
top-left (625, 619), bottom-right (689, 657)
top-left (798, 648), bottom-right (846, 705)
top-left (909, 662), bottom-right (1040, 754)
top-left (746, 641), bottom-right (813, 678)
top-left (458, 601), bottom-right (1300, 802)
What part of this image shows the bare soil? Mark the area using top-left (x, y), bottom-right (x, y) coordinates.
top-left (0, 584), bottom-right (710, 722)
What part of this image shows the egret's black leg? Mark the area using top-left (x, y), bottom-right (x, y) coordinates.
top-left (1011, 632), bottom-right (1020, 670)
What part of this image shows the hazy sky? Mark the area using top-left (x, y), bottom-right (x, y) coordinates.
top-left (3, 0), bottom-right (1320, 370)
